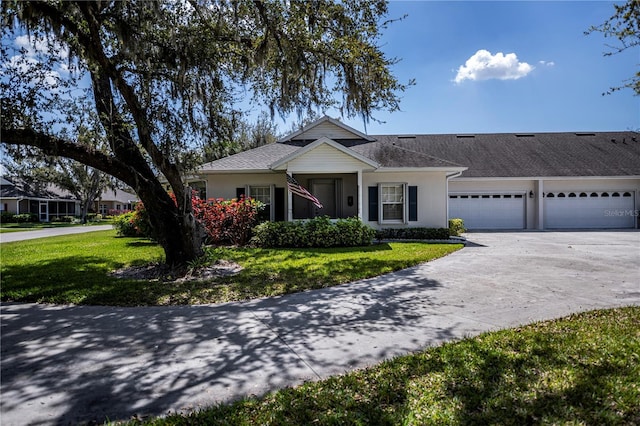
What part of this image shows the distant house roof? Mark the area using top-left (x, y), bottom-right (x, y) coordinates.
top-left (199, 130), bottom-right (640, 177)
top-left (0, 178), bottom-right (77, 201)
top-left (99, 188), bottom-right (138, 203)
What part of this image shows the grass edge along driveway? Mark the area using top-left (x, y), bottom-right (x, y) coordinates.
top-left (0, 229), bottom-right (462, 306)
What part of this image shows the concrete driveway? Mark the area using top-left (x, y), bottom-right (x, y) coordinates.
top-left (1, 231), bottom-right (639, 425)
top-left (0, 225), bottom-right (113, 243)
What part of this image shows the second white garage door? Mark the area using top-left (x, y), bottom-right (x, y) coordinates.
top-left (544, 191), bottom-right (635, 229)
top-left (449, 194), bottom-right (526, 230)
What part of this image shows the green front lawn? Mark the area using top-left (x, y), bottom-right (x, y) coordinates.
top-left (128, 307), bottom-right (640, 425)
top-left (0, 230), bottom-right (462, 306)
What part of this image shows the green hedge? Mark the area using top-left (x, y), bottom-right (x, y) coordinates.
top-left (1, 212), bottom-right (39, 223)
top-left (376, 227), bottom-right (450, 240)
top-left (252, 216), bottom-right (375, 248)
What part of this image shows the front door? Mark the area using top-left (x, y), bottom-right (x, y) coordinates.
top-left (39, 202), bottom-right (48, 222)
top-left (311, 179), bottom-right (339, 218)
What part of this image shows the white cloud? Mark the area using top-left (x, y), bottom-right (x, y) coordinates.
top-left (6, 55), bottom-right (61, 89)
top-left (539, 60), bottom-right (555, 67)
top-left (15, 34), bottom-right (69, 60)
top-left (454, 49), bottom-right (534, 83)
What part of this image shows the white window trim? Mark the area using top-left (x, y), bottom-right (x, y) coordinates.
top-left (378, 182), bottom-right (408, 224)
top-left (246, 184), bottom-right (275, 221)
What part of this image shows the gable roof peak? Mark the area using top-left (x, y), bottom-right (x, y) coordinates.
top-left (278, 115), bottom-right (375, 142)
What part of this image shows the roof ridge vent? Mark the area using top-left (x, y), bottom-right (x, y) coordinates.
top-left (397, 134), bottom-right (416, 139)
top-left (515, 134), bottom-right (535, 138)
top-left (456, 134), bottom-right (475, 138)
top-left (575, 132), bottom-right (596, 136)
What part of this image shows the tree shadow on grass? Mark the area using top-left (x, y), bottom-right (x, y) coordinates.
top-left (125, 240), bottom-right (160, 248)
top-left (0, 256), bottom-right (164, 305)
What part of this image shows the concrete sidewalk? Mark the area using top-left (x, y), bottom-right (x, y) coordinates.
top-left (1, 231), bottom-right (639, 425)
top-left (0, 224), bottom-right (114, 243)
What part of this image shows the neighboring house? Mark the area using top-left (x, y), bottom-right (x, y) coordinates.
top-left (0, 177), bottom-right (80, 222)
top-left (195, 116), bottom-right (640, 230)
top-left (95, 188), bottom-right (138, 215)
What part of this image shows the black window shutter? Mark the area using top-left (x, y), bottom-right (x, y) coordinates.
top-left (236, 187), bottom-right (245, 199)
top-left (408, 186), bottom-right (418, 221)
top-left (368, 186), bottom-right (378, 222)
top-left (274, 187), bottom-right (285, 221)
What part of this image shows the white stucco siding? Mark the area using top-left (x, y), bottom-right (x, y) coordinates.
top-left (295, 121), bottom-right (360, 141)
top-left (202, 173), bottom-right (286, 200)
top-left (286, 144), bottom-right (371, 173)
top-left (362, 171), bottom-right (449, 229)
top-left (541, 178), bottom-right (640, 193)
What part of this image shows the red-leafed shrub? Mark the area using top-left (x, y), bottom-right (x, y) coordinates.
top-left (192, 195), bottom-right (262, 246)
top-left (114, 193), bottom-right (262, 246)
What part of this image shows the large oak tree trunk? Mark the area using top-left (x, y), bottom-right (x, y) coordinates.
top-left (137, 182), bottom-right (203, 266)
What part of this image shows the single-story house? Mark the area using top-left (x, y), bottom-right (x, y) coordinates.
top-left (0, 177), bottom-right (80, 222)
top-left (195, 116), bottom-right (640, 230)
top-left (95, 189), bottom-right (138, 216)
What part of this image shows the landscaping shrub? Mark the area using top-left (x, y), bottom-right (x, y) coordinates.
top-left (252, 216), bottom-right (375, 248)
top-left (12, 213), bottom-right (38, 223)
top-left (1, 212), bottom-right (15, 223)
top-left (376, 227), bottom-right (450, 241)
top-left (112, 204), bottom-right (156, 239)
top-left (192, 196), bottom-right (262, 246)
top-left (449, 218), bottom-right (466, 236)
top-left (114, 193), bottom-right (262, 245)
top-left (112, 212), bottom-right (140, 237)
top-left (51, 216), bottom-right (75, 223)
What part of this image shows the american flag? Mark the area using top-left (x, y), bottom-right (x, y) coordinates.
top-left (286, 174), bottom-right (323, 209)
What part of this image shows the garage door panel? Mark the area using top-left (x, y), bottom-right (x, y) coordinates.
top-left (544, 191), bottom-right (635, 229)
top-left (450, 194), bottom-right (525, 230)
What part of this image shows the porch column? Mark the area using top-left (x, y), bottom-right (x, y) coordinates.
top-left (357, 169), bottom-right (363, 220)
top-left (287, 172), bottom-right (293, 222)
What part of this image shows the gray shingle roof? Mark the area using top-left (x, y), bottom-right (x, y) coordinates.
top-left (198, 131), bottom-right (640, 177)
top-left (0, 180), bottom-right (76, 200)
top-left (199, 143), bottom-right (299, 171)
top-left (370, 132), bottom-right (640, 177)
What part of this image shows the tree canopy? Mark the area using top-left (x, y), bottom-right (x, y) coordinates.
top-left (587, 0), bottom-right (640, 95)
top-left (1, 0), bottom-right (410, 265)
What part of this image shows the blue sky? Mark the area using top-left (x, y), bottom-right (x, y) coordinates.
top-left (3, 1), bottom-right (637, 139)
top-left (302, 1), bottom-right (639, 135)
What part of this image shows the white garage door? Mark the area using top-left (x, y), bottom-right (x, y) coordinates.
top-left (449, 194), bottom-right (526, 229)
top-left (544, 191), bottom-right (635, 229)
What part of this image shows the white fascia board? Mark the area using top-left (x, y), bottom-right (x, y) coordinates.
top-left (375, 167), bottom-right (468, 173)
top-left (198, 169), bottom-right (276, 174)
top-left (277, 115), bottom-right (375, 142)
top-left (270, 137), bottom-right (379, 170)
top-left (453, 175), bottom-right (640, 181)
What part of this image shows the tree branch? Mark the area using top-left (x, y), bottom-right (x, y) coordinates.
top-left (1, 128), bottom-right (139, 189)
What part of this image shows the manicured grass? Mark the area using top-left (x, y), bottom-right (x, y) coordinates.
top-left (0, 230), bottom-right (462, 306)
top-left (126, 307), bottom-right (640, 425)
